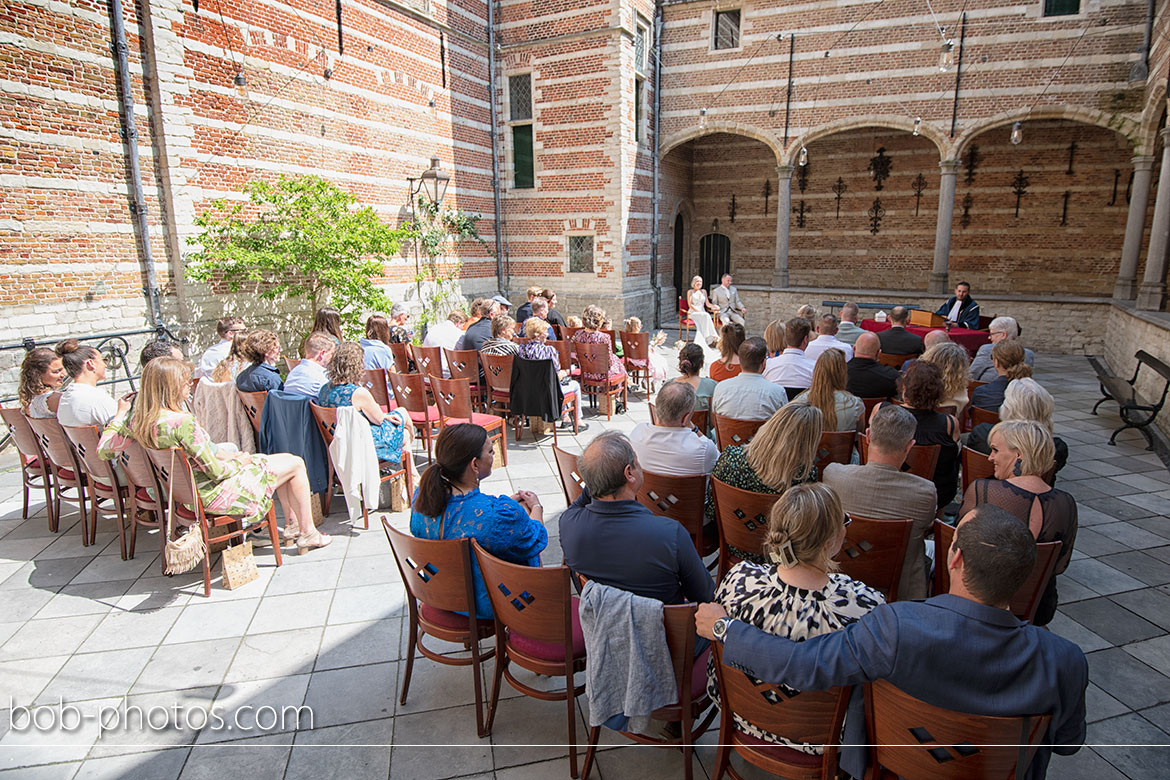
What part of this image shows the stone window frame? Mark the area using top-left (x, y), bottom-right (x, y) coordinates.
top-left (506, 71), bottom-right (537, 190)
top-left (711, 8), bottom-right (742, 53)
top-left (1028, 0), bottom-right (1094, 19)
top-left (566, 233), bottom-right (596, 276)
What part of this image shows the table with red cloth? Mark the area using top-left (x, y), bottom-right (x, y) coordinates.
top-left (860, 319), bottom-right (991, 358)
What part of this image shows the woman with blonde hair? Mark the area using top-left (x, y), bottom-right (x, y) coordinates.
top-left (958, 419), bottom-right (1077, 625)
top-left (709, 322), bottom-right (745, 382)
top-left (707, 482), bottom-right (882, 752)
top-left (98, 357), bottom-right (330, 551)
top-left (795, 349), bottom-right (864, 431)
top-left (969, 340), bottom-right (1031, 412)
top-left (968, 377), bottom-right (1067, 475)
top-left (763, 320), bottom-right (785, 358)
top-left (795, 304), bottom-right (818, 324)
top-left (570, 304), bottom-right (626, 383)
top-left (685, 275), bottom-right (719, 347)
top-left (318, 343), bottom-right (414, 471)
top-left (920, 340), bottom-right (971, 415)
top-left (18, 347), bottom-right (66, 418)
top-left (209, 330), bottom-right (250, 383)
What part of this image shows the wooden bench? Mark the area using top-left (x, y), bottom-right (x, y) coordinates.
top-left (1089, 350), bottom-right (1170, 447)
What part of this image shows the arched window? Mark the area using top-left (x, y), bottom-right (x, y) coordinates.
top-left (698, 233), bottom-right (731, 287)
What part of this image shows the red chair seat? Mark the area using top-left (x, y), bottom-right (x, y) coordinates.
top-left (91, 480), bottom-right (114, 492)
top-left (174, 503), bottom-right (197, 520)
top-left (408, 407), bottom-right (441, 423)
top-left (444, 413), bottom-right (505, 429)
top-left (56, 467), bottom-right (77, 481)
top-left (135, 487), bottom-right (155, 504)
top-left (24, 457), bottom-right (43, 470)
top-left (689, 646), bottom-right (711, 700)
top-left (420, 603), bottom-right (494, 632)
top-left (508, 597), bottom-right (585, 661)
top-left (733, 729), bottom-right (823, 767)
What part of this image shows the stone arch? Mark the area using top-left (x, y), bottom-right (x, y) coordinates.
top-left (1137, 82), bottom-right (1167, 156)
top-left (785, 115), bottom-right (948, 165)
top-left (954, 105), bottom-right (1139, 158)
top-left (659, 123), bottom-right (783, 165)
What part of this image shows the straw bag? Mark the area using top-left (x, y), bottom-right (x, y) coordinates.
top-left (162, 450), bottom-right (206, 576)
top-left (221, 541), bottom-right (258, 590)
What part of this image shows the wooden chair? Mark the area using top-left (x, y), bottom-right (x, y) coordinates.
top-left (283, 357), bottom-right (301, 372)
top-left (362, 369), bottom-right (393, 411)
top-left (0, 406), bottom-right (56, 531)
top-left (474, 543), bottom-right (585, 778)
top-left (833, 513), bottom-right (913, 602)
top-left (692, 408), bottom-right (710, 437)
top-left (865, 678), bottom-right (1051, 780)
top-left (932, 520), bottom-right (1061, 623)
top-left (601, 329), bottom-right (618, 354)
top-left (547, 340), bottom-right (573, 373)
top-left (711, 641), bottom-right (851, 780)
top-left (430, 376), bottom-right (508, 466)
top-left (145, 445), bottom-right (283, 597)
top-left (814, 430), bottom-right (856, 476)
top-left (960, 445), bottom-right (995, 493)
top-left (969, 405), bottom-right (1000, 429)
top-left (237, 390), bottom-right (267, 437)
top-left (310, 402), bottom-right (411, 530)
top-left (619, 330), bottom-right (653, 392)
top-left (561, 326), bottom-right (583, 360)
top-left (861, 397), bottom-right (888, 426)
top-left (712, 412), bottom-right (766, 451)
top-left (710, 478), bottom-right (781, 580)
top-left (443, 348), bottom-right (485, 408)
top-left (552, 445), bottom-right (585, 506)
top-left (679, 296), bottom-right (695, 340)
top-left (637, 470), bottom-right (715, 559)
top-left (877, 352), bottom-right (916, 370)
top-left (576, 341), bottom-right (627, 420)
top-left (581, 603), bottom-right (715, 780)
top-left (64, 425), bottom-right (130, 560)
top-left (389, 341), bottom-right (414, 374)
top-left (414, 345), bottom-right (443, 380)
top-left (27, 414), bottom-right (92, 545)
top-left (480, 352), bottom-right (515, 418)
top-left (389, 371), bottom-right (441, 463)
top-left (115, 438), bottom-right (168, 572)
top-left (858, 434), bottom-right (940, 481)
top-left (383, 522), bottom-right (495, 737)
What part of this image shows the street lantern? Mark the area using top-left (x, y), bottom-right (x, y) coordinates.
top-left (416, 156), bottom-right (450, 206)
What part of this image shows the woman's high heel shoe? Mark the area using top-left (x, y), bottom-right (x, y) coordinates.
top-left (297, 530), bottom-right (332, 555)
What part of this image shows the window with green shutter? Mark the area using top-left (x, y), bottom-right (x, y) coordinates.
top-left (513, 125), bottom-right (534, 189)
top-left (1043, 0), bottom-right (1078, 15)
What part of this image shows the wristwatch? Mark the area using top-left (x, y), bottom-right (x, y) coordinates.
top-left (712, 617), bottom-right (735, 643)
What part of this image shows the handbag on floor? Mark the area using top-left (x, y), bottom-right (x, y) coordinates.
top-left (222, 540), bottom-right (259, 590)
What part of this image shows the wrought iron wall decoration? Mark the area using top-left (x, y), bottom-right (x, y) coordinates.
top-left (964, 145), bottom-right (980, 184)
top-left (793, 200), bottom-right (810, 228)
top-left (868, 198), bottom-right (885, 234)
top-left (1011, 170), bottom-right (1030, 217)
top-left (912, 174), bottom-right (928, 216)
top-left (729, 195), bottom-right (737, 223)
top-left (1066, 142), bottom-right (1077, 175)
top-left (1060, 191), bottom-right (1070, 226)
top-left (960, 193), bottom-right (974, 228)
top-left (868, 148), bottom-right (892, 190)
top-left (831, 177), bottom-right (847, 219)
top-left (763, 179), bottom-right (772, 215)
top-left (796, 162), bottom-right (810, 193)
top-left (1108, 169), bottom-right (1121, 206)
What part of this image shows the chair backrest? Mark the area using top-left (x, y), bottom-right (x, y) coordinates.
top-left (514, 336), bottom-right (531, 346)
top-left (814, 430), bottom-right (856, 476)
top-left (1, 406), bottom-right (46, 464)
top-left (860, 397), bottom-right (887, 426)
top-left (636, 470), bottom-right (708, 551)
top-left (865, 678), bottom-right (1051, 780)
top-left (960, 445), bottom-right (995, 493)
top-left (430, 375), bottom-right (476, 420)
top-left (547, 340), bottom-right (572, 371)
top-left (388, 371), bottom-right (429, 413)
top-left (551, 445), bottom-right (585, 505)
top-left (834, 514), bottom-right (913, 601)
top-left (970, 405), bottom-right (1000, 428)
top-left (415, 345), bottom-right (444, 379)
top-left (711, 477), bottom-right (781, 577)
top-left (576, 341), bottom-right (613, 383)
top-left (384, 521), bottom-right (479, 617)
top-left (619, 331), bottom-right (649, 362)
top-left (26, 415), bottom-right (82, 475)
top-left (362, 369), bottom-right (392, 410)
top-left (679, 296), bottom-right (690, 317)
top-left (144, 445), bottom-right (201, 512)
top-left (480, 352), bottom-right (514, 397)
top-left (712, 641), bottom-right (851, 758)
top-left (692, 409), bottom-right (709, 436)
top-left (284, 357), bottom-right (301, 372)
top-left (308, 401), bottom-right (338, 449)
top-left (648, 401), bottom-right (657, 424)
top-left (389, 342), bottom-right (414, 374)
top-left (562, 325), bottom-right (583, 347)
top-left (660, 604), bottom-right (700, 710)
top-left (878, 352), bottom-right (915, 369)
top-left (63, 425), bottom-right (118, 487)
top-left (474, 541), bottom-right (574, 647)
top-left (444, 348), bottom-right (481, 385)
top-left (237, 390), bottom-right (267, 434)
top-left (858, 434), bottom-right (940, 481)
top-left (931, 520), bottom-right (1061, 623)
top-left (967, 379), bottom-right (988, 396)
top-left (117, 438), bottom-right (161, 498)
top-left (601, 329), bottom-right (618, 353)
top-left (712, 413), bottom-right (766, 451)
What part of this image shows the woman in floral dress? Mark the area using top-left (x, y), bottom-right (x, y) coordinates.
top-left (571, 304), bottom-right (626, 382)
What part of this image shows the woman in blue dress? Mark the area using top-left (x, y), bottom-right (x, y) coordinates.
top-left (410, 423), bottom-right (547, 619)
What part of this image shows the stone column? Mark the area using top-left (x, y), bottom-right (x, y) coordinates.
top-left (773, 165), bottom-right (793, 289)
top-left (1116, 156), bottom-right (1156, 300)
top-left (929, 159), bottom-right (960, 295)
top-left (1138, 129), bottom-right (1170, 310)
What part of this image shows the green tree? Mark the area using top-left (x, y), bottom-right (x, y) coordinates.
top-left (188, 175), bottom-right (410, 336)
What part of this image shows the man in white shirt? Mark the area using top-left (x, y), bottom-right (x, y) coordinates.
top-left (712, 337), bottom-right (788, 420)
top-left (424, 310), bottom-right (470, 377)
top-left (283, 333), bottom-right (336, 398)
top-left (804, 313), bottom-right (854, 363)
top-left (630, 382), bottom-right (718, 477)
top-left (763, 317), bottom-right (816, 392)
top-left (195, 316), bottom-right (244, 378)
top-left (56, 345), bottom-right (128, 429)
top-left (835, 302), bottom-right (864, 346)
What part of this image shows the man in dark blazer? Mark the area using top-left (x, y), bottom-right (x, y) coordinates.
top-left (846, 332), bottom-right (901, 399)
top-left (696, 505), bottom-right (1088, 780)
top-left (935, 280), bottom-right (981, 329)
top-left (877, 306), bottom-right (924, 355)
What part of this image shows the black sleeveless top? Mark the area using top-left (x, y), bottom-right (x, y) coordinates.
top-left (907, 407), bottom-right (959, 509)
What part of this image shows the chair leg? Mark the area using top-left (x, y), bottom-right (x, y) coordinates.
top-left (484, 638), bottom-right (506, 734)
top-left (711, 741), bottom-right (731, 780)
top-left (400, 609), bottom-right (418, 706)
top-left (267, 507), bottom-right (283, 567)
top-left (581, 726), bottom-right (601, 780)
top-left (566, 667), bottom-right (579, 779)
top-left (470, 629), bottom-right (489, 738)
top-left (22, 477), bottom-right (29, 519)
top-left (499, 427), bottom-right (508, 467)
top-left (114, 493), bottom-right (129, 560)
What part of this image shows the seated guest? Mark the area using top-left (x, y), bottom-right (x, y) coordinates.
top-left (318, 342), bottom-right (414, 471)
top-left (935, 280), bottom-right (981, 329)
top-left (706, 483), bottom-right (883, 753)
top-left (805, 313), bottom-right (854, 362)
top-left (794, 349), bottom-right (864, 432)
top-left (490, 294), bottom-right (513, 317)
top-left (795, 304), bottom-right (817, 325)
top-left (411, 423), bottom-right (547, 619)
top-left (835, 302), bottom-right (864, 346)
top-left (463, 298), bottom-right (485, 330)
top-left (823, 405), bottom-right (938, 599)
top-left (479, 315), bottom-right (520, 356)
top-left (763, 317), bottom-right (816, 392)
top-left (518, 317), bottom-right (584, 430)
top-left (210, 331), bottom-right (249, 383)
top-left (705, 401), bottom-right (821, 527)
top-left (542, 288), bottom-right (568, 330)
top-left (880, 361), bottom-right (959, 510)
top-left (423, 310), bottom-right (468, 352)
top-left (283, 333), bottom-right (336, 398)
top-left (310, 307), bottom-right (344, 346)
top-left (919, 341), bottom-right (971, 416)
top-left (970, 341), bottom-right (1032, 412)
top-left (709, 322), bottom-right (745, 381)
top-left (697, 504), bottom-right (1088, 780)
top-left (566, 315), bottom-right (583, 328)
top-left (515, 285), bottom-right (543, 325)
top-left (140, 340), bottom-right (183, 367)
top-left (623, 316), bottom-right (667, 384)
top-left (571, 305), bottom-right (626, 382)
top-left (969, 378), bottom-right (1067, 475)
top-left (560, 431), bottom-right (714, 604)
top-left (630, 382), bottom-right (718, 476)
top-left (711, 337), bottom-right (788, 421)
top-left (195, 316), bottom-right (244, 378)
top-left (846, 332), bottom-right (900, 401)
top-left (674, 344), bottom-right (717, 411)
top-left (529, 297), bottom-right (557, 340)
top-left (388, 303), bottom-right (413, 344)
top-left (970, 316), bottom-right (1035, 381)
top-left (877, 306), bottom-right (924, 356)
top-left (959, 420), bottom-right (1077, 626)
top-left (763, 320), bottom-right (785, 358)
top-left (360, 314), bottom-right (396, 370)
top-left (99, 357), bottom-right (329, 551)
top-left (457, 299), bottom-right (499, 352)
top-left (235, 330), bottom-right (284, 392)
top-left (19, 347), bottom-right (66, 418)
top-left (56, 340), bottom-right (128, 428)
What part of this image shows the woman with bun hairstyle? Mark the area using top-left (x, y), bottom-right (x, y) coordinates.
top-left (19, 347), bottom-right (66, 418)
top-left (674, 343), bottom-right (717, 411)
top-left (969, 341), bottom-right (1032, 413)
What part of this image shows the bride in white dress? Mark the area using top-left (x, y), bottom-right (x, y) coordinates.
top-left (687, 275), bottom-right (719, 347)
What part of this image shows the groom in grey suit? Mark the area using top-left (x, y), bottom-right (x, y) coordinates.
top-left (709, 274), bottom-right (746, 327)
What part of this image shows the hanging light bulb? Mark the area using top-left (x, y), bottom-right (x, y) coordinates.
top-left (798, 146), bottom-right (808, 166)
top-left (1010, 121), bottom-right (1023, 145)
top-left (913, 117), bottom-right (922, 137)
top-left (939, 39), bottom-right (955, 72)
top-left (699, 108), bottom-right (707, 130)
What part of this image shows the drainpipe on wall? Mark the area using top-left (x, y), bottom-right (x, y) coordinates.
top-left (649, 0), bottom-right (663, 328)
top-left (108, 0), bottom-right (164, 334)
top-left (487, 0), bottom-right (508, 295)
top-left (1129, 0), bottom-right (1154, 83)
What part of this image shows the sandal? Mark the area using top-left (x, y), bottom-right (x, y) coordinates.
top-left (297, 530), bottom-right (333, 555)
top-left (281, 526), bottom-right (301, 544)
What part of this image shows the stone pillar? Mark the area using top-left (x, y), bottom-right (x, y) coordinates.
top-left (773, 165), bottom-right (793, 289)
top-left (1138, 129), bottom-right (1170, 310)
top-left (929, 159), bottom-right (960, 295)
top-left (1116, 156), bottom-right (1156, 300)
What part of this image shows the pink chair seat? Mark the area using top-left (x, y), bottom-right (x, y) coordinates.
top-left (507, 596), bottom-right (585, 661)
top-left (56, 467), bottom-right (78, 481)
top-left (444, 412), bottom-right (505, 429)
top-left (688, 646), bottom-right (711, 700)
top-left (420, 603), bottom-right (494, 631)
top-left (135, 487), bottom-right (155, 504)
top-left (408, 407), bottom-right (441, 423)
top-left (732, 729), bottom-right (823, 767)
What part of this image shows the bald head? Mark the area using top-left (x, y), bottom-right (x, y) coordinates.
top-left (890, 306), bottom-right (910, 326)
top-left (855, 332), bottom-right (880, 359)
top-left (924, 330), bottom-right (951, 348)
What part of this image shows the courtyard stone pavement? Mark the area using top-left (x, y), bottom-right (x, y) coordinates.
top-left (0, 353), bottom-right (1167, 778)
